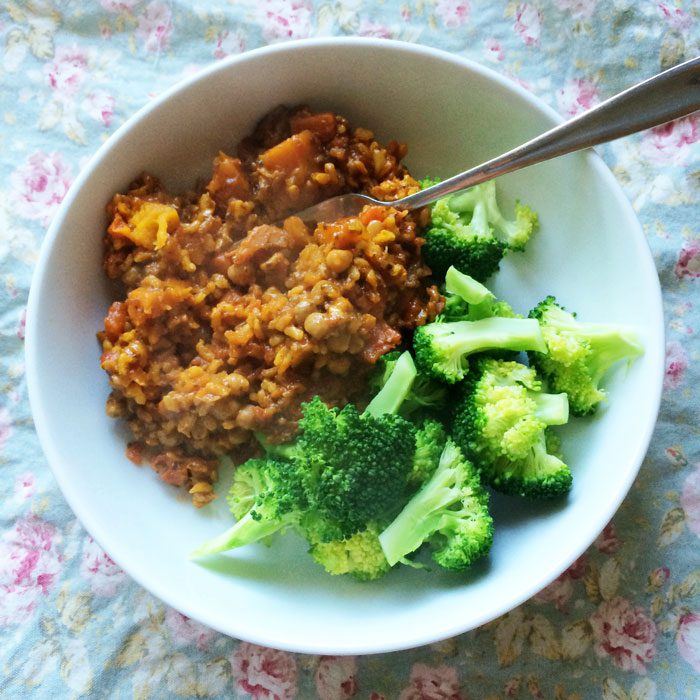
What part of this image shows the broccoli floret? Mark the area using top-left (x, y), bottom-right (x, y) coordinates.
top-left (450, 181), bottom-right (538, 251)
top-left (292, 352), bottom-right (419, 543)
top-left (298, 397), bottom-right (417, 543)
top-left (369, 350), bottom-right (449, 420)
top-left (528, 296), bottom-right (644, 416)
top-left (413, 316), bottom-right (547, 384)
top-left (422, 181), bottom-right (538, 281)
top-left (410, 418), bottom-right (448, 485)
top-left (452, 357), bottom-right (572, 499)
top-left (440, 266), bottom-right (518, 321)
top-left (379, 439), bottom-right (494, 571)
top-left (192, 353), bottom-right (418, 560)
top-left (308, 523), bottom-right (390, 580)
top-left (190, 458), bottom-right (307, 557)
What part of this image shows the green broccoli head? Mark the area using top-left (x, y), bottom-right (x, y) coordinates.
top-left (307, 523), bottom-right (390, 580)
top-left (452, 357), bottom-right (572, 499)
top-left (379, 439), bottom-right (494, 571)
top-left (422, 181), bottom-right (538, 281)
top-left (528, 296), bottom-right (644, 416)
top-left (423, 197), bottom-right (506, 282)
top-left (413, 316), bottom-right (547, 384)
top-left (191, 457), bottom-right (307, 558)
top-left (298, 397), bottom-right (417, 542)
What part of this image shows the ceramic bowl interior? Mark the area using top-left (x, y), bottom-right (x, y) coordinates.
top-left (26, 38), bottom-right (664, 655)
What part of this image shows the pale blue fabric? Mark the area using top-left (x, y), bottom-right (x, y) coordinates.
top-left (1, 2), bottom-right (699, 697)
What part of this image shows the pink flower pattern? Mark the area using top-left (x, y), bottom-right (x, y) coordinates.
top-left (100, 0), bottom-right (139, 12)
top-left (258, 0), bottom-right (312, 43)
top-left (676, 612), bottom-right (700, 673)
top-left (664, 340), bottom-right (688, 390)
top-left (79, 536), bottom-right (127, 597)
top-left (44, 45), bottom-right (89, 100)
top-left (595, 523), bottom-right (620, 554)
top-left (398, 663), bottom-right (463, 700)
top-left (556, 77), bottom-right (599, 118)
top-left (13, 472), bottom-right (35, 502)
top-left (534, 573), bottom-right (575, 609)
top-left (357, 21), bottom-right (394, 39)
top-left (316, 656), bottom-right (358, 700)
top-left (230, 643), bottom-right (298, 699)
top-left (81, 90), bottom-right (115, 128)
top-left (484, 37), bottom-right (505, 62)
top-left (514, 4), bottom-right (542, 46)
top-left (640, 115), bottom-right (700, 166)
top-left (214, 30), bottom-right (246, 59)
top-left (658, 2), bottom-right (693, 33)
top-left (136, 1), bottom-right (174, 53)
top-left (534, 555), bottom-right (586, 609)
top-left (590, 597), bottom-right (657, 674)
top-left (0, 407), bottom-right (13, 454)
top-left (17, 309), bottom-right (27, 342)
top-left (435, 0), bottom-right (471, 28)
top-left (680, 464), bottom-right (700, 538)
top-left (11, 151), bottom-right (73, 227)
top-left (164, 608), bottom-right (216, 651)
top-left (0, 516), bottom-right (62, 626)
top-left (675, 240), bottom-right (700, 279)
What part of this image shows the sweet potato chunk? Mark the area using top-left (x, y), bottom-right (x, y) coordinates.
top-left (108, 201), bottom-right (180, 250)
top-left (289, 112), bottom-right (336, 142)
top-left (260, 130), bottom-right (318, 176)
top-left (207, 152), bottom-right (251, 205)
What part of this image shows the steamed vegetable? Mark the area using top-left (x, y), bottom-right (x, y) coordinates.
top-left (423, 180), bottom-right (538, 281)
top-left (452, 357), bottom-right (572, 499)
top-left (529, 296), bottom-right (644, 416)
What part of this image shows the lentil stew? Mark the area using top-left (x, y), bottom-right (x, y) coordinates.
top-left (99, 106), bottom-right (442, 506)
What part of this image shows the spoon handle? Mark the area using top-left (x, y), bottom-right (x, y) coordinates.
top-left (401, 55), bottom-right (700, 209)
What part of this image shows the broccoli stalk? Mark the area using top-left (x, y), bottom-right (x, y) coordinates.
top-left (529, 296), bottom-right (644, 415)
top-left (441, 266), bottom-right (517, 321)
top-left (452, 357), bottom-right (572, 499)
top-left (422, 180), bottom-right (538, 281)
top-left (364, 351), bottom-right (417, 417)
top-left (368, 350), bottom-right (448, 421)
top-left (414, 316), bottom-right (547, 384)
top-left (190, 458), bottom-right (307, 558)
top-left (445, 265), bottom-right (493, 305)
top-left (379, 439), bottom-right (494, 571)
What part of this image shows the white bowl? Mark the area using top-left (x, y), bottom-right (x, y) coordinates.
top-left (26, 38), bottom-right (664, 655)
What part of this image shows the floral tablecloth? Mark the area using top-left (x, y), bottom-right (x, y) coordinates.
top-left (1, 1), bottom-right (699, 698)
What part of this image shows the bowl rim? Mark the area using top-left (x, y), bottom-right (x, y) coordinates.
top-left (25, 36), bottom-right (665, 654)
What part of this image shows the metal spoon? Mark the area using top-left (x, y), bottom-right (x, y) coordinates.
top-left (295, 55), bottom-right (700, 223)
